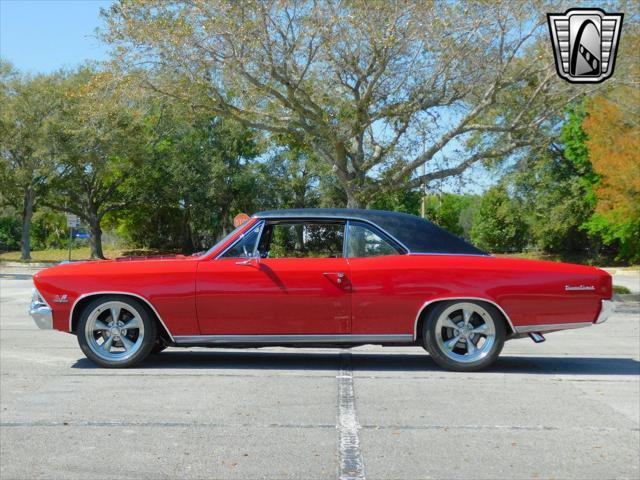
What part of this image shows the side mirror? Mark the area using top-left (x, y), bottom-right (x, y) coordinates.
top-left (236, 255), bottom-right (261, 268)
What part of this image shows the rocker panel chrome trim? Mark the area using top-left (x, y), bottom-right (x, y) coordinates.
top-left (514, 322), bottom-right (592, 334)
top-left (174, 334), bottom-right (413, 345)
top-left (68, 291), bottom-right (175, 342)
top-left (413, 297), bottom-right (517, 340)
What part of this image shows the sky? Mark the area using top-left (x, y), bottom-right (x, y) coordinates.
top-left (0, 0), bottom-right (113, 74)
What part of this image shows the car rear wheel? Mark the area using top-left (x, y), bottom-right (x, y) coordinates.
top-left (77, 295), bottom-right (157, 368)
top-left (151, 343), bottom-right (167, 354)
top-left (423, 301), bottom-right (506, 372)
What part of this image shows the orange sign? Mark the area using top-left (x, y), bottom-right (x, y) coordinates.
top-left (233, 213), bottom-right (250, 227)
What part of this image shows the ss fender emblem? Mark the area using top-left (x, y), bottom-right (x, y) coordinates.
top-left (53, 294), bottom-right (69, 303)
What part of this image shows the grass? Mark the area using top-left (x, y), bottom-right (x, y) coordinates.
top-left (613, 285), bottom-right (632, 294)
top-left (0, 246), bottom-right (171, 263)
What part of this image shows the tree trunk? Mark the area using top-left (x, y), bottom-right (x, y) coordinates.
top-left (89, 216), bottom-right (105, 259)
top-left (345, 188), bottom-right (363, 209)
top-left (20, 187), bottom-right (35, 261)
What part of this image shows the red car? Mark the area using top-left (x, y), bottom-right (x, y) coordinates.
top-left (29, 208), bottom-right (614, 371)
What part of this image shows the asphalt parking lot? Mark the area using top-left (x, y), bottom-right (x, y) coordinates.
top-left (1, 268), bottom-right (639, 480)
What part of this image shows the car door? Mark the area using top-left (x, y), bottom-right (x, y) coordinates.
top-left (345, 221), bottom-right (415, 334)
top-left (196, 220), bottom-right (351, 335)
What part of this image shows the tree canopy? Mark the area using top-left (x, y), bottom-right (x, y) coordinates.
top-left (101, 0), bottom-right (602, 207)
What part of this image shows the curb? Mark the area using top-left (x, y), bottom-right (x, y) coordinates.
top-left (613, 293), bottom-right (640, 302)
top-left (603, 268), bottom-right (640, 276)
top-left (0, 261), bottom-right (58, 268)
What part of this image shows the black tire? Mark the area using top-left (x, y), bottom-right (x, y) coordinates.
top-left (422, 300), bottom-right (506, 372)
top-left (77, 295), bottom-right (157, 368)
top-left (151, 343), bottom-right (168, 354)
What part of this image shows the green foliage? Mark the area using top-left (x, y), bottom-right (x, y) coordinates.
top-left (471, 185), bottom-right (527, 253)
top-left (509, 149), bottom-right (594, 254)
top-left (560, 104), bottom-right (595, 180)
top-left (0, 215), bottom-right (20, 251)
top-left (110, 106), bottom-right (265, 252)
top-left (44, 67), bottom-right (158, 258)
top-left (422, 194), bottom-right (478, 239)
top-left (29, 209), bottom-right (67, 250)
top-left (584, 213), bottom-right (640, 263)
top-left (613, 285), bottom-right (631, 295)
top-left (369, 190), bottom-right (421, 216)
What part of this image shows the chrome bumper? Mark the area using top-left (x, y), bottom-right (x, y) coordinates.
top-left (29, 289), bottom-right (53, 330)
top-left (595, 299), bottom-right (615, 324)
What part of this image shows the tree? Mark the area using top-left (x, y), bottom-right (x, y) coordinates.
top-left (0, 62), bottom-right (62, 259)
top-left (502, 105), bottom-right (596, 256)
top-left (583, 93), bottom-right (640, 262)
top-left (45, 68), bottom-right (152, 258)
top-left (422, 193), bottom-right (477, 238)
top-left (101, 1), bottom-right (601, 207)
top-left (262, 134), bottom-right (324, 210)
top-left (471, 185), bottom-right (527, 253)
top-left (111, 101), bottom-right (263, 252)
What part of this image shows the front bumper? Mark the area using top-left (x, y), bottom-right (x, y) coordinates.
top-left (595, 299), bottom-right (615, 324)
top-left (29, 289), bottom-right (53, 330)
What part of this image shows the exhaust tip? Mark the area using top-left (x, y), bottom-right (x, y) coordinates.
top-left (528, 332), bottom-right (546, 343)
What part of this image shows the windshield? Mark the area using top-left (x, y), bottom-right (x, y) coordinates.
top-left (202, 220), bottom-right (252, 257)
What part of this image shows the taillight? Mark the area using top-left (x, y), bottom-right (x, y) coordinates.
top-left (598, 270), bottom-right (613, 299)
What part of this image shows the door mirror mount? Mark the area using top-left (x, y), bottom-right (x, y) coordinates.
top-left (236, 255), bottom-right (261, 268)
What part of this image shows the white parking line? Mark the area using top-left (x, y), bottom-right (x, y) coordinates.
top-left (337, 352), bottom-right (365, 480)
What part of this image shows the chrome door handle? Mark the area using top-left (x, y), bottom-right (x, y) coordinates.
top-left (324, 272), bottom-right (346, 284)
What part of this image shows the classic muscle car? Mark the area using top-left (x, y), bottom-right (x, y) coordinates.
top-left (29, 208), bottom-right (614, 371)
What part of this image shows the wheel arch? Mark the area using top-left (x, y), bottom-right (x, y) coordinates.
top-left (413, 297), bottom-right (515, 341)
top-left (69, 292), bottom-right (175, 343)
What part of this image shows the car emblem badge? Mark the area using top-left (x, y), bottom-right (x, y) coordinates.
top-left (547, 8), bottom-right (623, 83)
top-left (565, 285), bottom-right (596, 291)
top-left (53, 294), bottom-right (69, 303)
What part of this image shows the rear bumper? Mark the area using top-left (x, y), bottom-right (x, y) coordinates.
top-left (29, 289), bottom-right (53, 330)
top-left (595, 299), bottom-right (615, 324)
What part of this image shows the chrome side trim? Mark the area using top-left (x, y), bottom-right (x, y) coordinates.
top-left (413, 297), bottom-right (517, 340)
top-left (595, 299), bottom-right (615, 324)
top-left (173, 334), bottom-right (413, 345)
top-left (514, 322), bottom-right (592, 334)
top-left (29, 288), bottom-right (53, 330)
top-left (68, 291), bottom-right (175, 342)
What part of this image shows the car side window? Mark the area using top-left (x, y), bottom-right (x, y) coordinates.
top-left (347, 223), bottom-right (400, 257)
top-left (220, 223), bottom-right (262, 258)
top-left (258, 222), bottom-right (344, 258)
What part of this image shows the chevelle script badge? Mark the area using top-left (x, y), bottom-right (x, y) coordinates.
top-left (565, 285), bottom-right (596, 291)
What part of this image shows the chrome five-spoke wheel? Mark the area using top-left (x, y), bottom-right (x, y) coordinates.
top-left (423, 300), bottom-right (506, 371)
top-left (85, 301), bottom-right (144, 361)
top-left (77, 295), bottom-right (156, 368)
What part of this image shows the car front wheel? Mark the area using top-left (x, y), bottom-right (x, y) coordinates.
top-left (77, 295), bottom-right (157, 368)
top-left (423, 300), bottom-right (506, 372)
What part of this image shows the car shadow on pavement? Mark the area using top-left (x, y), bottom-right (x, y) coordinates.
top-left (71, 350), bottom-right (640, 376)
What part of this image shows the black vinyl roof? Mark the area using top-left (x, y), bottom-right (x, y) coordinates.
top-left (255, 208), bottom-right (487, 255)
